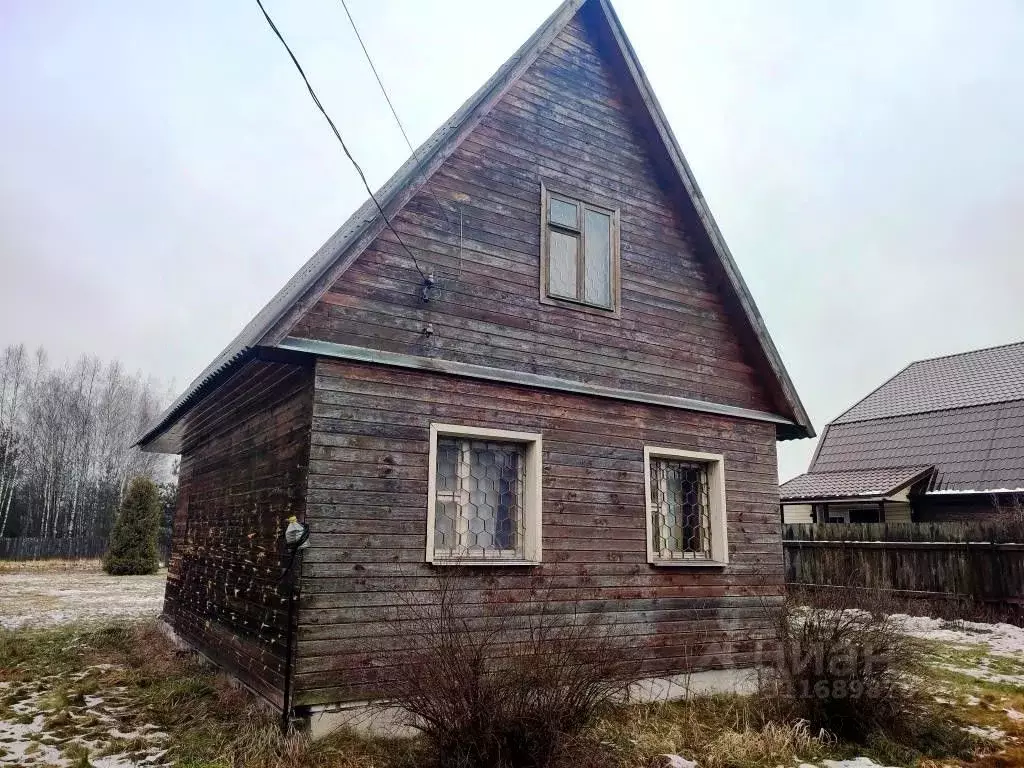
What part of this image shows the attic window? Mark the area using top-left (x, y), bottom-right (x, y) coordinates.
top-left (540, 184), bottom-right (620, 313)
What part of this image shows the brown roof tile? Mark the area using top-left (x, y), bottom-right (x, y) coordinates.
top-left (812, 399), bottom-right (1024, 493)
top-left (780, 466), bottom-right (933, 501)
top-left (834, 340), bottom-right (1024, 424)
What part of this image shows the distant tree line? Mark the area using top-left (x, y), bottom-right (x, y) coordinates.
top-left (0, 344), bottom-right (173, 541)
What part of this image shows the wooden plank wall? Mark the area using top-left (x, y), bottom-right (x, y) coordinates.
top-left (292, 359), bottom-right (782, 707)
top-left (165, 359), bottom-right (313, 708)
top-left (916, 495), bottom-right (1013, 523)
top-left (288, 11), bottom-right (776, 415)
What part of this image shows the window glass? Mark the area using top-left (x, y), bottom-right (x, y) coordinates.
top-left (547, 231), bottom-right (579, 299)
top-left (549, 197), bottom-right (579, 229)
top-left (542, 188), bottom-right (617, 311)
top-left (649, 458), bottom-right (712, 559)
top-left (434, 437), bottom-right (525, 559)
top-left (584, 209), bottom-right (611, 307)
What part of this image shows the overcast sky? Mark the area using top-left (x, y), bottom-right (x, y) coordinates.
top-left (2, 0), bottom-right (1023, 481)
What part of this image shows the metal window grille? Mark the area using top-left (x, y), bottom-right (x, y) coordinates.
top-left (434, 437), bottom-right (527, 560)
top-left (649, 458), bottom-right (713, 560)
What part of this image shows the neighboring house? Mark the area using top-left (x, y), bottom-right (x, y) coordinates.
top-left (781, 341), bottom-right (1024, 524)
top-left (138, 0), bottom-right (812, 728)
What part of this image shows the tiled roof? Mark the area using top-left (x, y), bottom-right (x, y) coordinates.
top-left (811, 399), bottom-right (1024, 493)
top-left (834, 341), bottom-right (1024, 424)
top-left (780, 466), bottom-right (933, 501)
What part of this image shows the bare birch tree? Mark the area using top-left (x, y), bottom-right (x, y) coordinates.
top-left (0, 344), bottom-right (171, 540)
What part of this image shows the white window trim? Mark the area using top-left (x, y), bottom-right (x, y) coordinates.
top-left (426, 423), bottom-right (543, 566)
top-left (643, 446), bottom-right (728, 567)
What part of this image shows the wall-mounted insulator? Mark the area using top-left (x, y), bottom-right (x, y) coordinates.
top-left (421, 273), bottom-right (437, 302)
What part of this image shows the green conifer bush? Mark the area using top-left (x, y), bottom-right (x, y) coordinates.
top-left (103, 475), bottom-right (161, 575)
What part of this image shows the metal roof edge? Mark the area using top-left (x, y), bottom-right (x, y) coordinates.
top-left (281, 335), bottom-right (798, 429)
top-left (829, 396), bottom-right (1024, 428)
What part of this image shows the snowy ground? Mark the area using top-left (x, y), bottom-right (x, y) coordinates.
top-left (891, 613), bottom-right (1024, 688)
top-left (0, 668), bottom-right (170, 767)
top-left (893, 614), bottom-right (1024, 658)
top-left (0, 562), bottom-right (165, 630)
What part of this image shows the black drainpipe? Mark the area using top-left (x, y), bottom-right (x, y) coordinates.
top-left (280, 522), bottom-right (309, 731)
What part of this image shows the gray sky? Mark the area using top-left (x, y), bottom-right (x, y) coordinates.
top-left (2, 0), bottom-right (1023, 481)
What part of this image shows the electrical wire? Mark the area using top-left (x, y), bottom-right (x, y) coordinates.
top-left (338, 0), bottom-right (454, 229)
top-left (254, 0), bottom-right (428, 280)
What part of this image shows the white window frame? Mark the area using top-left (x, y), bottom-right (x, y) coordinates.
top-left (426, 423), bottom-right (543, 566)
top-left (643, 446), bottom-right (728, 567)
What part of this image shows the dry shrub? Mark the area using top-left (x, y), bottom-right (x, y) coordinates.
top-left (764, 585), bottom-right (924, 742)
top-left (766, 585), bottom-right (982, 764)
top-left (382, 570), bottom-right (642, 768)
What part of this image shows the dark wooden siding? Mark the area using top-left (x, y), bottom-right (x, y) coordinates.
top-left (165, 358), bottom-right (313, 707)
top-left (914, 495), bottom-right (1009, 523)
top-left (292, 358), bottom-right (782, 706)
top-left (289, 11), bottom-right (775, 414)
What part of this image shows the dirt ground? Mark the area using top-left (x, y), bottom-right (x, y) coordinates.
top-left (0, 560), bottom-right (166, 630)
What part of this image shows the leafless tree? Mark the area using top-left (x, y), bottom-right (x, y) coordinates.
top-left (0, 343), bottom-right (171, 541)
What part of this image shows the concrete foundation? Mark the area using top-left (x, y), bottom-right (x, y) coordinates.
top-left (304, 666), bottom-right (761, 740)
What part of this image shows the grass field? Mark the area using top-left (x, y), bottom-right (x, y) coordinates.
top-left (1, 562), bottom-right (1021, 767)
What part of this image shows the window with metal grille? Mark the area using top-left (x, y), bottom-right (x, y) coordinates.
top-left (427, 425), bottom-right (543, 565)
top-left (540, 183), bottom-right (620, 313)
top-left (644, 447), bottom-right (728, 566)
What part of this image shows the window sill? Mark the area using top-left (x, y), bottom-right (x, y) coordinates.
top-left (430, 559), bottom-right (541, 567)
top-left (649, 559), bottom-right (728, 568)
top-left (539, 293), bottom-right (620, 319)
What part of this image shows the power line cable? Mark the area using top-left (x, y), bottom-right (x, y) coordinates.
top-left (254, 0), bottom-right (428, 280)
top-left (338, 0), bottom-right (454, 228)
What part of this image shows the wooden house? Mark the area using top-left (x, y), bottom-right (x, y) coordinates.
top-left (781, 341), bottom-right (1024, 524)
top-left (138, 0), bottom-right (813, 731)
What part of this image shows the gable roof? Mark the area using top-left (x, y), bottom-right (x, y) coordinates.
top-left (792, 340), bottom-right (1024, 497)
top-left (834, 340), bottom-right (1024, 424)
top-left (139, 0), bottom-right (813, 450)
top-left (780, 465), bottom-right (933, 503)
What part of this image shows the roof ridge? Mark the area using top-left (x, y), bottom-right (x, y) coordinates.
top-left (905, 338), bottom-right (1024, 367)
top-left (832, 394), bottom-right (1024, 427)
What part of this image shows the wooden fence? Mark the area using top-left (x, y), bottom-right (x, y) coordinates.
top-left (0, 536), bottom-right (110, 561)
top-left (783, 522), bottom-right (1024, 606)
top-left (0, 536), bottom-right (172, 563)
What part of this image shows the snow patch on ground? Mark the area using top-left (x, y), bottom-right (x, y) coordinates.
top-left (0, 565), bottom-right (165, 629)
top-left (964, 724), bottom-right (1008, 742)
top-left (821, 759), bottom-right (900, 768)
top-left (941, 664), bottom-right (1024, 688)
top-left (891, 614), bottom-right (1024, 657)
top-left (0, 667), bottom-right (170, 767)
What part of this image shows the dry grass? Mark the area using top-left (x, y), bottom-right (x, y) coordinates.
top-left (576, 695), bottom-right (835, 768)
top-left (0, 558), bottom-right (105, 573)
top-left (1, 614), bottom-right (1011, 768)
top-left (378, 569), bottom-right (644, 768)
top-left (0, 620), bottom-right (420, 768)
